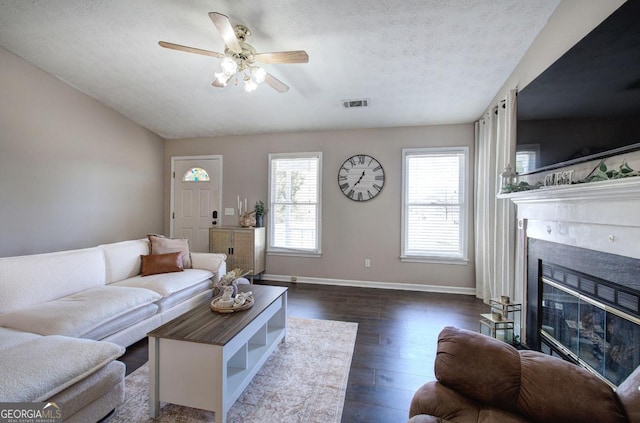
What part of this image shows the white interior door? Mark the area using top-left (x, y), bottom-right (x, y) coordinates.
top-left (171, 156), bottom-right (222, 253)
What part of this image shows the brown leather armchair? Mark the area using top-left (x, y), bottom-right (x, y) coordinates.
top-left (409, 326), bottom-right (640, 423)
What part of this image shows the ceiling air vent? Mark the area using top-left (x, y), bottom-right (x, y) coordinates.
top-left (342, 98), bottom-right (370, 109)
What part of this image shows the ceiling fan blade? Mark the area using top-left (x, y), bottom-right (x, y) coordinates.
top-left (158, 41), bottom-right (224, 58)
top-left (264, 73), bottom-right (289, 93)
top-left (255, 51), bottom-right (309, 64)
top-left (209, 12), bottom-right (242, 54)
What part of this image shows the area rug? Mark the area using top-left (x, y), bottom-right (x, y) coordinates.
top-left (109, 317), bottom-right (358, 423)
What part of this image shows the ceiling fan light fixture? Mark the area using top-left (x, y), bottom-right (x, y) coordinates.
top-left (220, 56), bottom-right (238, 76)
top-left (252, 66), bottom-right (266, 84)
top-left (244, 76), bottom-right (258, 92)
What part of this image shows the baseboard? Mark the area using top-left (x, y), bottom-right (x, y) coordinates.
top-left (262, 274), bottom-right (476, 295)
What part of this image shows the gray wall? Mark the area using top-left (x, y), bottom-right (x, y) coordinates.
top-left (165, 124), bottom-right (476, 291)
top-left (0, 47), bottom-right (165, 257)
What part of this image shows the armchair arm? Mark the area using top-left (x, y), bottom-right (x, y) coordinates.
top-left (409, 381), bottom-right (528, 423)
top-left (410, 381), bottom-right (479, 421)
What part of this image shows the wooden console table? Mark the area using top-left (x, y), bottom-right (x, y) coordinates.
top-left (148, 284), bottom-right (287, 422)
top-left (209, 227), bottom-right (266, 281)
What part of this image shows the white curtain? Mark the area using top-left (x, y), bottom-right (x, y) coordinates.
top-left (474, 89), bottom-right (517, 302)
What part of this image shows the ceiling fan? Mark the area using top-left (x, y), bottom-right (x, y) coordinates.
top-left (159, 12), bottom-right (309, 93)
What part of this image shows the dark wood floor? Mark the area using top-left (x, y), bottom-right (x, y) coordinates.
top-left (120, 281), bottom-right (487, 423)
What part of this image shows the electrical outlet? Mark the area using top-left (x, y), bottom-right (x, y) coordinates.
top-left (290, 276), bottom-right (298, 282)
top-left (224, 208), bottom-right (235, 216)
top-left (364, 259), bottom-right (371, 268)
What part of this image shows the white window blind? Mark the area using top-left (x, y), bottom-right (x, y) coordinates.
top-left (402, 147), bottom-right (468, 262)
top-left (268, 152), bottom-right (322, 255)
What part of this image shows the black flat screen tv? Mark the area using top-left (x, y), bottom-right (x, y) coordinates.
top-left (516, 0), bottom-right (640, 175)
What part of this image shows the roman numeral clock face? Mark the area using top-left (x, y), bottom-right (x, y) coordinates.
top-left (338, 154), bottom-right (385, 201)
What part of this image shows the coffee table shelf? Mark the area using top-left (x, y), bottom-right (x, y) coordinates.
top-left (148, 284), bottom-right (287, 423)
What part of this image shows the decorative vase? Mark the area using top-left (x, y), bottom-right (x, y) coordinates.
top-left (239, 210), bottom-right (256, 227)
top-left (256, 214), bottom-right (264, 227)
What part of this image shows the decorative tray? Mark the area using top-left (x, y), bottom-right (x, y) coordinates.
top-left (210, 295), bottom-right (254, 314)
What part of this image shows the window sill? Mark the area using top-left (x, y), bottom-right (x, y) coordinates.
top-left (400, 256), bottom-right (469, 265)
top-left (267, 250), bottom-right (322, 258)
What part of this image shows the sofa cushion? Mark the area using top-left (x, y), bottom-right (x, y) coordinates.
top-left (110, 268), bottom-right (213, 298)
top-left (148, 234), bottom-right (192, 268)
top-left (141, 252), bottom-right (184, 276)
top-left (155, 280), bottom-right (212, 312)
top-left (101, 239), bottom-right (149, 284)
top-left (81, 303), bottom-right (159, 341)
top-left (0, 327), bottom-right (42, 351)
top-left (0, 335), bottom-right (124, 402)
top-left (0, 286), bottom-right (161, 338)
top-left (0, 247), bottom-right (106, 314)
top-left (47, 360), bottom-right (125, 421)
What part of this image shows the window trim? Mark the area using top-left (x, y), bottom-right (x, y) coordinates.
top-left (400, 146), bottom-right (470, 264)
top-left (267, 151), bottom-right (323, 257)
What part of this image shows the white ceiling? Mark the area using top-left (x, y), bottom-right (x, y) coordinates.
top-left (0, 0), bottom-right (560, 139)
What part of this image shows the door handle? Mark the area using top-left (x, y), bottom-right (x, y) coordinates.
top-left (212, 210), bottom-right (218, 218)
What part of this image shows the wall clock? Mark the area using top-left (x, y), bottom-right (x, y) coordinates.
top-left (338, 154), bottom-right (385, 201)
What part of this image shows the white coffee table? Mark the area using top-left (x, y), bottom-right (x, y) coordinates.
top-left (147, 284), bottom-right (288, 423)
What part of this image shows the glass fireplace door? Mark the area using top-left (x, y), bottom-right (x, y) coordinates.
top-left (541, 278), bottom-right (639, 386)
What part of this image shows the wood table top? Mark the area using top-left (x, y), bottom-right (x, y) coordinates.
top-left (148, 284), bottom-right (287, 346)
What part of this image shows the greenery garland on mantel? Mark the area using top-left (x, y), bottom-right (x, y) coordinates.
top-left (582, 160), bottom-right (640, 182)
top-left (500, 159), bottom-right (640, 194)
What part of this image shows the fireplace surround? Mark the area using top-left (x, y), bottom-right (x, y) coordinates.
top-left (504, 177), bottom-right (640, 387)
top-left (527, 239), bottom-right (640, 386)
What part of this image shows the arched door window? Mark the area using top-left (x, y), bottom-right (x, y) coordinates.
top-left (182, 167), bottom-right (210, 182)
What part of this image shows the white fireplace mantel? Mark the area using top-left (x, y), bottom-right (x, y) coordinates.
top-left (499, 177), bottom-right (640, 207)
top-left (500, 177), bottom-right (640, 260)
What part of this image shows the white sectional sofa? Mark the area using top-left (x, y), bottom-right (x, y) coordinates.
top-left (0, 238), bottom-right (226, 422)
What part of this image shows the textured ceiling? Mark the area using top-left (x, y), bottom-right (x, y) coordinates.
top-left (0, 0), bottom-right (559, 139)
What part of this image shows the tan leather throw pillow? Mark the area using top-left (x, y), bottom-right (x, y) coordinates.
top-left (140, 252), bottom-right (184, 276)
top-left (148, 234), bottom-right (192, 268)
